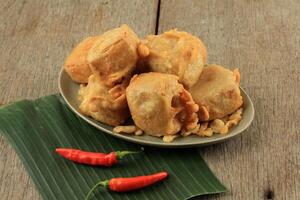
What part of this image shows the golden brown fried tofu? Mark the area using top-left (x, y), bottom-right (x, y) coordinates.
top-left (78, 75), bottom-right (130, 126)
top-left (64, 36), bottom-right (99, 83)
top-left (87, 25), bottom-right (140, 87)
top-left (126, 72), bottom-right (199, 137)
top-left (140, 30), bottom-right (207, 88)
top-left (189, 64), bottom-right (243, 121)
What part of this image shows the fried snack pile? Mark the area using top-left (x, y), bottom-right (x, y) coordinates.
top-left (126, 73), bottom-right (199, 137)
top-left (139, 30), bottom-right (207, 88)
top-left (72, 25), bottom-right (140, 126)
top-left (63, 24), bottom-right (244, 142)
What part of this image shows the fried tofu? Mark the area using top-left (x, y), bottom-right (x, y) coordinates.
top-left (140, 30), bottom-right (207, 88)
top-left (87, 25), bottom-right (140, 87)
top-left (126, 72), bottom-right (199, 136)
top-left (189, 64), bottom-right (243, 121)
top-left (78, 75), bottom-right (130, 126)
top-left (64, 36), bottom-right (99, 83)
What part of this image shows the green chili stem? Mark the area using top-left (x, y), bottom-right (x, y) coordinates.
top-left (85, 180), bottom-right (109, 200)
top-left (116, 151), bottom-right (141, 160)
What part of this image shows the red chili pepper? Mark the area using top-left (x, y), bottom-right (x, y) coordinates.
top-left (85, 172), bottom-right (168, 199)
top-left (55, 148), bottom-right (139, 167)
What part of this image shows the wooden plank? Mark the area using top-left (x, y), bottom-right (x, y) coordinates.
top-left (159, 0), bottom-right (300, 199)
top-left (0, 0), bottom-right (158, 199)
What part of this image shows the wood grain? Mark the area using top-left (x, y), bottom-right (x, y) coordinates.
top-left (159, 0), bottom-right (300, 199)
top-left (0, 0), bottom-right (158, 199)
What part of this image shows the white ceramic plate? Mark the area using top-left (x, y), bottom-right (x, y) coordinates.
top-left (59, 69), bottom-right (254, 148)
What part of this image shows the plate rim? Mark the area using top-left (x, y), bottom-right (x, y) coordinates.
top-left (58, 68), bottom-right (255, 148)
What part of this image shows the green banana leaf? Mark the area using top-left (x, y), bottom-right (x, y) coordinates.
top-left (0, 94), bottom-right (226, 200)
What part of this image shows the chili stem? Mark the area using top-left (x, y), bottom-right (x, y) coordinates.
top-left (116, 151), bottom-right (141, 159)
top-left (85, 180), bottom-right (109, 200)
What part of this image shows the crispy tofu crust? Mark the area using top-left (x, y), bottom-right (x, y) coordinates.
top-left (64, 36), bottom-right (99, 83)
top-left (140, 29), bottom-right (207, 88)
top-left (78, 75), bottom-right (130, 126)
top-left (189, 64), bottom-right (243, 121)
top-left (87, 25), bottom-right (140, 87)
top-left (126, 72), bottom-right (199, 136)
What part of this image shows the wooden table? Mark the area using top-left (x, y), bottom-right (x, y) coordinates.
top-left (0, 0), bottom-right (299, 199)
